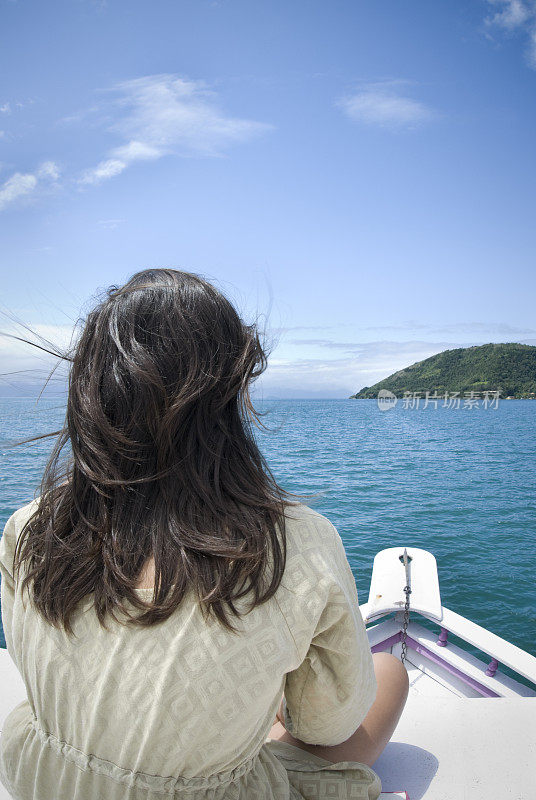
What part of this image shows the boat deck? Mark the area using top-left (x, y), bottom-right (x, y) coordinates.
top-left (374, 645), bottom-right (536, 799)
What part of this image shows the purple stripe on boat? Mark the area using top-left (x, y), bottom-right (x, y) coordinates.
top-left (369, 631), bottom-right (500, 698)
top-left (371, 632), bottom-right (401, 654)
top-left (404, 636), bottom-right (500, 698)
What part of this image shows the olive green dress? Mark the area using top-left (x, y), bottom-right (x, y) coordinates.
top-left (0, 499), bottom-right (381, 800)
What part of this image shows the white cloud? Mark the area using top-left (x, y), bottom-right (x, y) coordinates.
top-left (337, 80), bottom-right (434, 129)
top-left (0, 161), bottom-right (60, 211)
top-left (37, 161), bottom-right (60, 181)
top-left (111, 140), bottom-right (162, 162)
top-left (357, 321), bottom-right (536, 337)
top-left (0, 98), bottom-right (35, 115)
top-left (97, 218), bottom-right (126, 229)
top-left (0, 172), bottom-right (38, 210)
top-left (486, 0), bottom-right (532, 29)
top-left (485, 0), bottom-right (536, 67)
top-left (80, 158), bottom-right (126, 185)
top-left (80, 74), bottom-right (273, 185)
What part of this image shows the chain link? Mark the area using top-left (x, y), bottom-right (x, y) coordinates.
top-left (400, 582), bottom-right (412, 664)
top-left (400, 549), bottom-right (412, 664)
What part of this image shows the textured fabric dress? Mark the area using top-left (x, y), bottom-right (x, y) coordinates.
top-left (0, 499), bottom-right (382, 800)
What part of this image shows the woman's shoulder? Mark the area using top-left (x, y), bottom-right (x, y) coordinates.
top-left (0, 498), bottom-right (40, 578)
top-left (274, 504), bottom-right (351, 635)
top-left (7, 497), bottom-right (40, 525)
top-left (281, 502), bottom-right (339, 552)
top-left (2, 498), bottom-right (40, 542)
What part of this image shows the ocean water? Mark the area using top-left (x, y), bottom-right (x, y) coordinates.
top-left (1, 397), bottom-right (535, 671)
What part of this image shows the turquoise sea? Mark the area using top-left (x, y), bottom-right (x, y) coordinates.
top-left (1, 397), bottom-right (535, 670)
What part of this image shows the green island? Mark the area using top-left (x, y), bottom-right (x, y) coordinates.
top-left (350, 343), bottom-right (536, 399)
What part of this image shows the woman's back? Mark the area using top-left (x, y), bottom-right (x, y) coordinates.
top-left (0, 498), bottom-right (378, 799)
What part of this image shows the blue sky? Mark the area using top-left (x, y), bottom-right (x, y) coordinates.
top-left (1, 0), bottom-right (535, 398)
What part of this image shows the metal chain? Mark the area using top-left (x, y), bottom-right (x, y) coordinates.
top-left (400, 548), bottom-right (412, 664)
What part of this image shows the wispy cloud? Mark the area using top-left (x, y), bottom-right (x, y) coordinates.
top-left (80, 74), bottom-right (273, 185)
top-left (81, 159), bottom-right (126, 185)
top-left (337, 80), bottom-right (435, 129)
top-left (275, 321), bottom-right (535, 344)
top-left (268, 324), bottom-right (348, 336)
top-left (284, 338), bottom-right (456, 359)
top-left (97, 218), bottom-right (126, 230)
top-left (359, 321), bottom-right (536, 336)
top-left (485, 0), bottom-right (536, 67)
top-left (0, 98), bottom-right (35, 114)
top-left (0, 161), bottom-right (60, 212)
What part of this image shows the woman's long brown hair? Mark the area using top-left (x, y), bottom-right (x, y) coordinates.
top-left (11, 268), bottom-right (309, 637)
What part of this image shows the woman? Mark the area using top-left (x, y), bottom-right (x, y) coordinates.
top-left (0, 269), bottom-right (408, 800)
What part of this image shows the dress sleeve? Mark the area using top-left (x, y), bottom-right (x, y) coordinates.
top-left (282, 522), bottom-right (377, 746)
